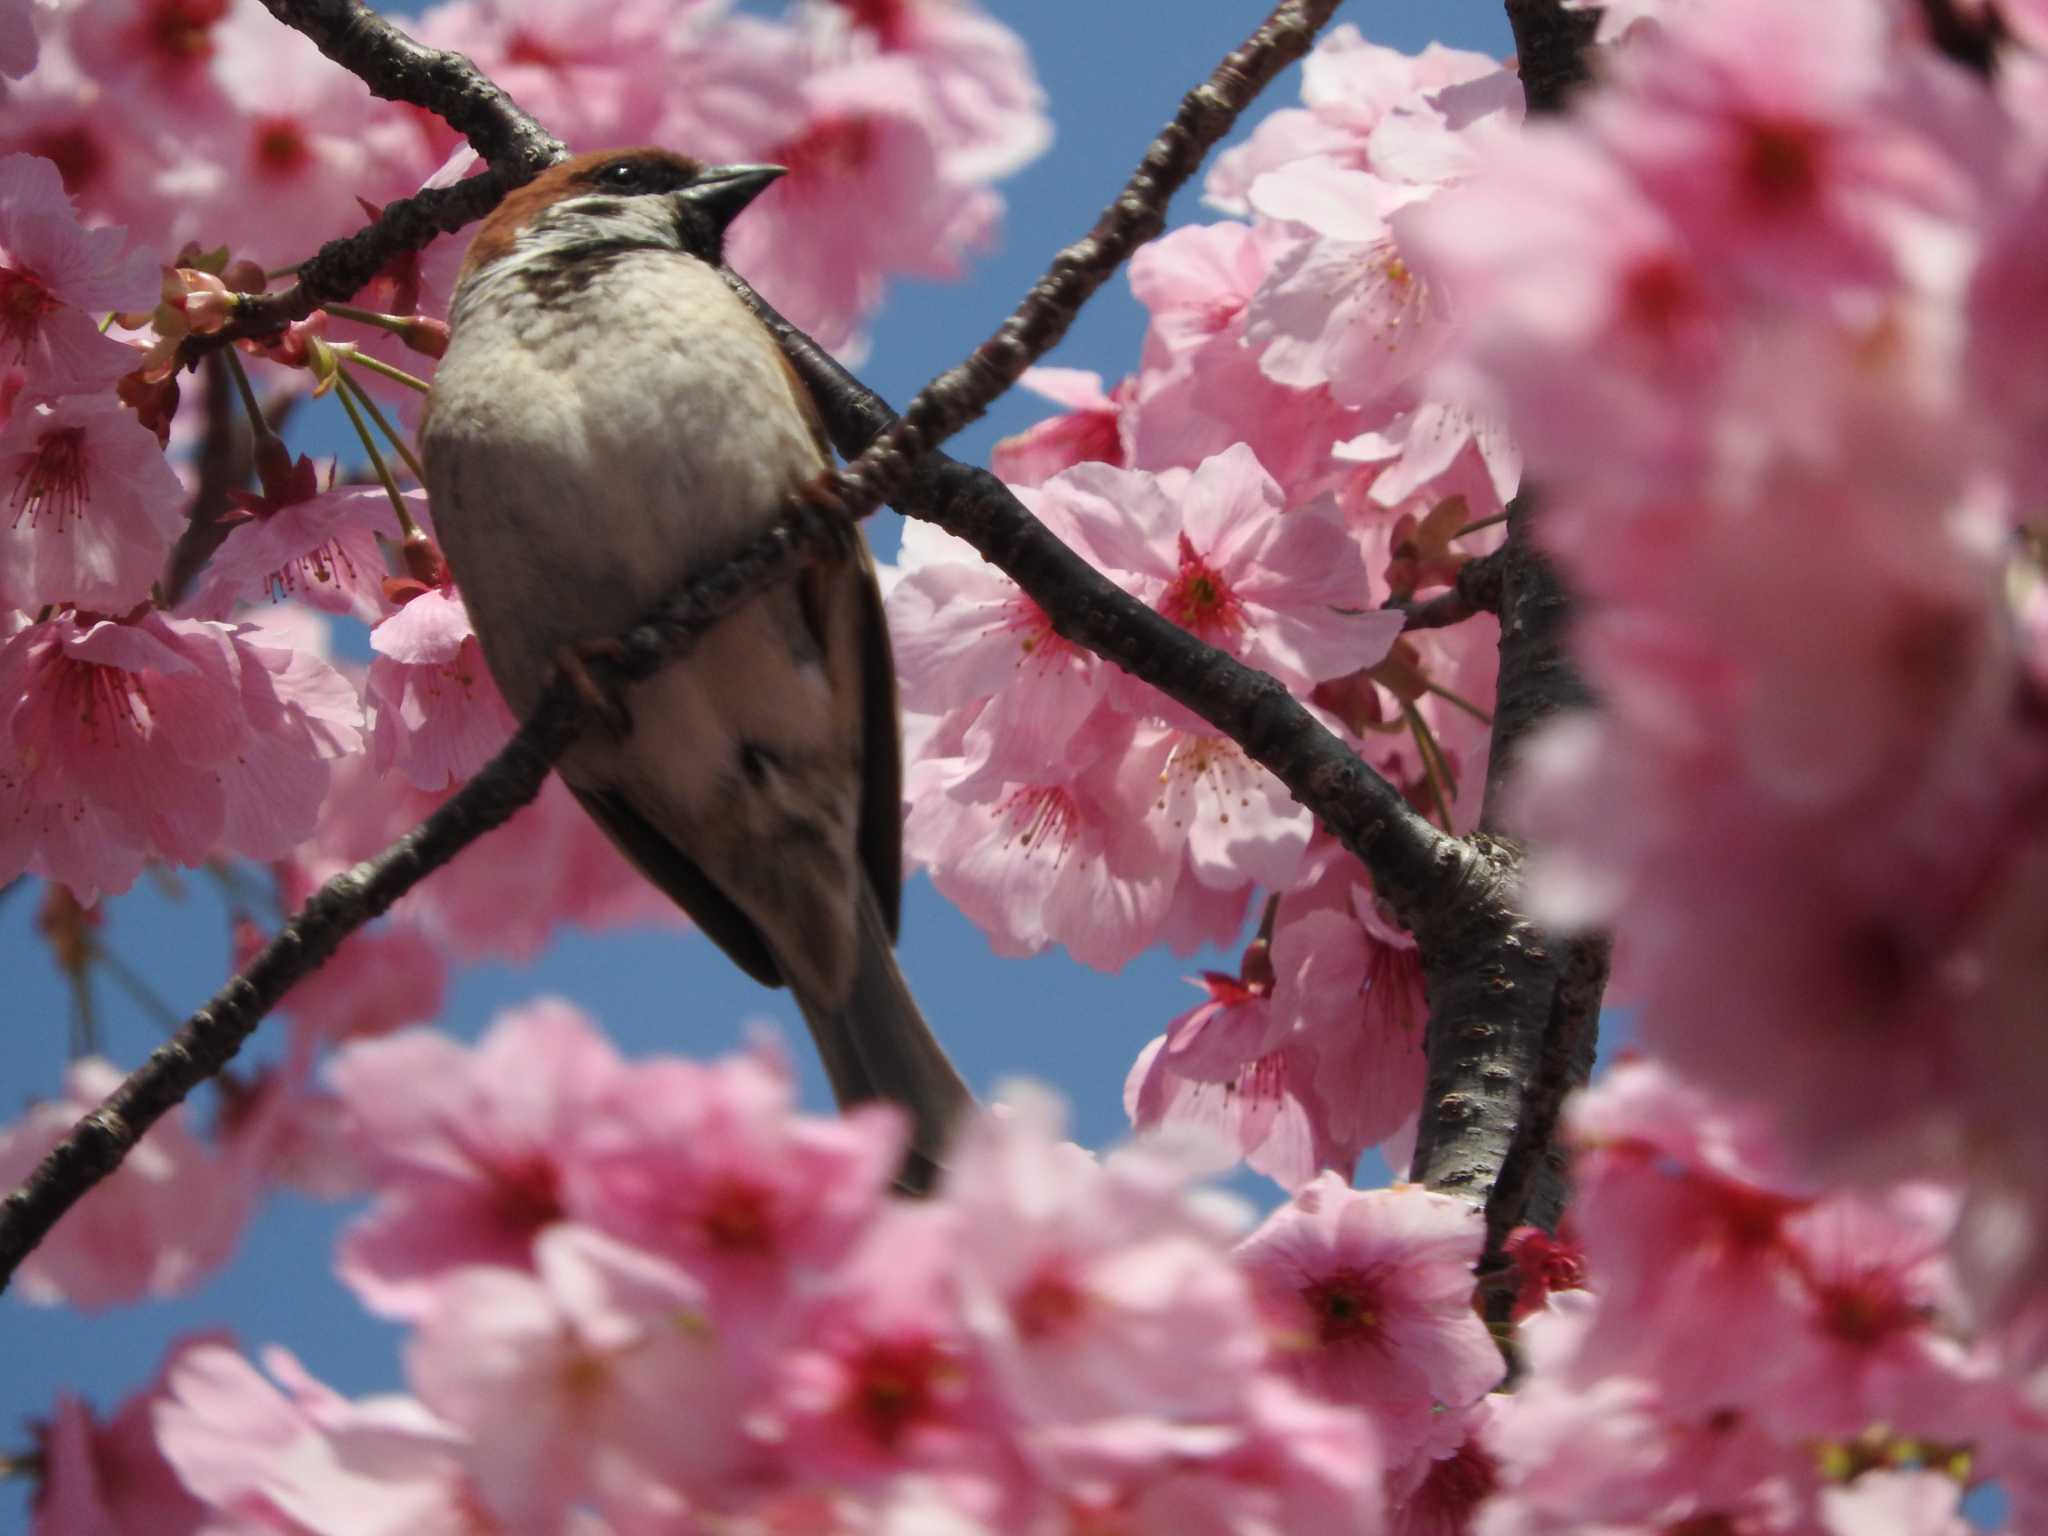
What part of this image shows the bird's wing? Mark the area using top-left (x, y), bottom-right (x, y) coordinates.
top-left (569, 781), bottom-right (786, 988)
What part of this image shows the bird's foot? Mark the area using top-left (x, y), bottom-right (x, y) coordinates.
top-left (555, 636), bottom-right (634, 738)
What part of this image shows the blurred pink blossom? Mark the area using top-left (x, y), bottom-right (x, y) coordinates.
top-left (0, 153), bottom-right (154, 397)
top-left (0, 1059), bottom-right (262, 1309)
top-left (329, 998), bottom-right (625, 1318)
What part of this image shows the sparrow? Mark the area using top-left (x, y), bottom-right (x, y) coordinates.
top-left (418, 147), bottom-right (971, 1190)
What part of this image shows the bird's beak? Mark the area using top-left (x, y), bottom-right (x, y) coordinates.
top-left (675, 164), bottom-right (787, 232)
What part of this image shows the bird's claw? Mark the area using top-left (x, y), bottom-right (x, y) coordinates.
top-left (556, 637), bottom-right (634, 738)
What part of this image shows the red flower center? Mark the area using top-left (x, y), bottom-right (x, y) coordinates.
top-left (503, 28), bottom-right (566, 66)
top-left (1160, 533), bottom-right (1248, 641)
top-left (1815, 1271), bottom-right (1920, 1345)
top-left (41, 651), bottom-right (151, 747)
top-left (148, 0), bottom-right (230, 63)
top-left (254, 117), bottom-right (312, 175)
top-left (0, 267), bottom-right (61, 366)
top-left (491, 1154), bottom-right (564, 1233)
top-left (780, 115), bottom-right (878, 181)
top-left (1302, 1266), bottom-right (1383, 1345)
top-left (698, 1177), bottom-right (775, 1253)
top-left (994, 784), bottom-right (1081, 862)
top-left (848, 1337), bottom-right (948, 1449)
top-left (1737, 116), bottom-right (1824, 213)
top-left (1014, 1266), bottom-right (1088, 1340)
top-left (22, 126), bottom-right (107, 198)
top-left (11, 426), bottom-right (89, 532)
top-left (1621, 254), bottom-right (1700, 339)
top-left (834, 0), bottom-right (911, 48)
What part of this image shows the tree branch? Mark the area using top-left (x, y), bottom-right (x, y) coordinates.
top-left (0, 0), bottom-right (1353, 1294)
top-left (732, 279), bottom-right (1456, 926)
top-left (1404, 3), bottom-right (1612, 1254)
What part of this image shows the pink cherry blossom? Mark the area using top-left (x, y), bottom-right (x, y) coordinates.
top-left (1478, 1299), bottom-right (1822, 1536)
top-left (768, 1202), bottom-right (1023, 1519)
top-left (414, 0), bottom-right (714, 156)
top-left (722, 52), bottom-right (999, 352)
top-left (365, 584), bottom-right (519, 792)
top-left (1205, 24), bottom-right (1500, 212)
top-left (154, 1341), bottom-right (484, 1536)
top-left (328, 998), bottom-right (626, 1318)
top-left (1051, 447), bottom-right (1402, 702)
top-left (0, 1058), bottom-right (262, 1309)
top-left (988, 368), bottom-right (1128, 490)
top-left (1034, 1377), bottom-right (1387, 1536)
top-left (406, 1224), bottom-right (750, 1532)
top-left (31, 1337), bottom-right (219, 1536)
top-left (1126, 1028), bottom-right (1339, 1192)
top-left (1124, 219), bottom-right (1368, 499)
top-left (1236, 1174), bottom-right (1500, 1461)
top-left (0, 390), bottom-right (185, 612)
top-left (565, 1041), bottom-right (903, 1329)
top-left (1245, 163), bottom-right (1446, 411)
top-left (809, 0), bottom-right (1050, 185)
top-left (905, 711), bottom-right (1179, 971)
top-left (285, 750), bottom-right (683, 964)
top-left (1819, 1471), bottom-right (1970, 1536)
top-left (158, 7), bottom-right (429, 267)
top-left (946, 1085), bottom-right (1263, 1431)
top-left (0, 607), bottom-right (363, 900)
top-left (887, 509), bottom-right (1108, 784)
top-left (1580, 0), bottom-right (1991, 303)
top-left (1268, 893), bottom-right (1427, 1174)
top-left (0, 153), bottom-right (155, 397)
top-left (184, 481), bottom-right (403, 625)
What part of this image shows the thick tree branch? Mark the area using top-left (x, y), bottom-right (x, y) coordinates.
top-left (0, 0), bottom-right (1352, 1293)
top-left (1404, 3), bottom-right (1612, 1252)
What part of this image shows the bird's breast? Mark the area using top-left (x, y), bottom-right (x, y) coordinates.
top-left (421, 251), bottom-right (828, 716)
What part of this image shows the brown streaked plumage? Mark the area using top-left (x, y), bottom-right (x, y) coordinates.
top-left (420, 146), bottom-right (970, 1190)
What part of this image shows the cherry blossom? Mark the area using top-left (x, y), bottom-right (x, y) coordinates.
top-left (328, 998), bottom-right (626, 1318)
top-left (31, 1337), bottom-right (218, 1536)
top-left (565, 1041), bottom-right (903, 1330)
top-left (364, 584), bottom-right (519, 793)
top-left (0, 390), bottom-right (185, 612)
top-left (0, 153), bottom-right (155, 397)
top-left (182, 480), bottom-right (403, 626)
top-left (0, 1059), bottom-right (262, 1309)
top-left (154, 1342), bottom-right (485, 1536)
top-left (406, 1224), bottom-right (750, 1532)
top-left (0, 607), bottom-right (363, 900)
top-left (987, 367), bottom-right (1128, 489)
top-left (1236, 1174), bottom-right (1500, 1460)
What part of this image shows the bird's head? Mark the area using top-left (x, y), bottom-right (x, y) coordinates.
top-left (456, 147), bottom-right (786, 289)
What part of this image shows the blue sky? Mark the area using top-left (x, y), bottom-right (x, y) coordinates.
top-left (0, 2), bottom-right (1514, 1527)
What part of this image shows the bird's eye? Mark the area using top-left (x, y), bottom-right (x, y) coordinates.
top-left (596, 160), bottom-right (650, 191)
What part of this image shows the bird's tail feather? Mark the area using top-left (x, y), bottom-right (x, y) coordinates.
top-left (794, 880), bottom-right (972, 1194)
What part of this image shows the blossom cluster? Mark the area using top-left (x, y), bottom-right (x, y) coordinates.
top-left (29, 1003), bottom-right (1505, 1535)
top-left (891, 28), bottom-right (1533, 1188)
top-left (1402, 0), bottom-right (2048, 1330)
